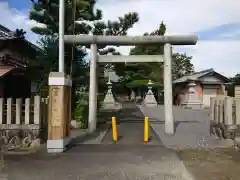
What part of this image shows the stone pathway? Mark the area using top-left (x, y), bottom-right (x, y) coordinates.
top-left (101, 103), bottom-right (161, 145)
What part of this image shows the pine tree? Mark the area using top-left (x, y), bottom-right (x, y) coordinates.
top-left (29, 0), bottom-right (139, 114)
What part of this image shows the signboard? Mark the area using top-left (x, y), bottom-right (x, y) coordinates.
top-left (51, 87), bottom-right (62, 126)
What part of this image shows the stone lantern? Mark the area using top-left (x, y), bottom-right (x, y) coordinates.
top-left (143, 80), bottom-right (157, 107)
top-left (103, 80), bottom-right (122, 110)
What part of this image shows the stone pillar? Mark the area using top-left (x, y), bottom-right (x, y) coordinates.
top-left (47, 72), bottom-right (72, 153)
top-left (88, 44), bottom-right (98, 133)
top-left (143, 80), bottom-right (157, 107)
top-left (164, 43), bottom-right (174, 135)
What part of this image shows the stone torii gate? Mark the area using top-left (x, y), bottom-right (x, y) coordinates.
top-left (64, 36), bottom-right (198, 134)
top-left (46, 0), bottom-right (198, 153)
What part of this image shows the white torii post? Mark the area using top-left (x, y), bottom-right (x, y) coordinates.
top-left (164, 43), bottom-right (174, 134)
top-left (88, 44), bottom-right (98, 133)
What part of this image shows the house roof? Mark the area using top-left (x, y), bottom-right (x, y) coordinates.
top-left (0, 25), bottom-right (17, 40)
top-left (173, 68), bottom-right (230, 84)
top-left (0, 24), bottom-right (42, 53)
top-left (0, 25), bottom-right (21, 41)
top-left (0, 66), bottom-right (16, 77)
top-left (0, 54), bottom-right (28, 68)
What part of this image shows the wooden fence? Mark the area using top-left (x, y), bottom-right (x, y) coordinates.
top-left (0, 95), bottom-right (48, 150)
top-left (210, 95), bottom-right (240, 140)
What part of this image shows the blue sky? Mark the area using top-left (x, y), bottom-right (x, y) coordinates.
top-left (7, 0), bottom-right (31, 9)
top-left (1, 0), bottom-right (240, 77)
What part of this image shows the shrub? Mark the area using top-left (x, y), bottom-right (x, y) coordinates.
top-left (74, 86), bottom-right (89, 129)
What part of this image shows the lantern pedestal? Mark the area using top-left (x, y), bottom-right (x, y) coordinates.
top-left (103, 81), bottom-right (122, 110)
top-left (143, 80), bottom-right (157, 107)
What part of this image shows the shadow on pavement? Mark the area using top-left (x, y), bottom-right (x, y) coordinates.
top-left (101, 103), bottom-right (163, 145)
top-left (67, 124), bottom-right (110, 149)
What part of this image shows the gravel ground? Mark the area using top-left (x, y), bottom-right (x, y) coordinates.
top-left (140, 105), bottom-right (239, 180)
top-left (178, 147), bottom-right (240, 180)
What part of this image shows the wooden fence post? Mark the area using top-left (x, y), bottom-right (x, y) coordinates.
top-left (0, 98), bottom-right (3, 124)
top-left (25, 98), bottom-right (30, 124)
top-left (224, 97), bottom-right (234, 126)
top-left (219, 99), bottom-right (224, 124)
top-left (34, 96), bottom-right (41, 125)
top-left (235, 98), bottom-right (240, 126)
top-left (7, 98), bottom-right (12, 124)
top-left (16, 98), bottom-right (22, 125)
top-left (210, 97), bottom-right (214, 121)
top-left (214, 98), bottom-right (219, 124)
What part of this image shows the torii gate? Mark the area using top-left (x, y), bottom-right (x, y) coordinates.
top-left (46, 0), bottom-right (198, 153)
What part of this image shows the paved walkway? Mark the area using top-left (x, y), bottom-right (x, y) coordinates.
top-left (139, 105), bottom-right (234, 149)
top-left (1, 103), bottom-right (194, 180)
top-left (3, 144), bottom-right (193, 180)
top-left (101, 103), bottom-right (161, 145)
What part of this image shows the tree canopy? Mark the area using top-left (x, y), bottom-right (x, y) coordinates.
top-left (29, 0), bottom-right (139, 89)
top-left (28, 0), bottom-right (139, 115)
top-left (114, 21), bottom-right (194, 89)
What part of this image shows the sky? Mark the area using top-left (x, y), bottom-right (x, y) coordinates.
top-left (1, 0), bottom-right (240, 77)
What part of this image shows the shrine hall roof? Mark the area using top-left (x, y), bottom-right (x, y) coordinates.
top-left (173, 68), bottom-right (230, 84)
top-left (0, 24), bottom-right (42, 53)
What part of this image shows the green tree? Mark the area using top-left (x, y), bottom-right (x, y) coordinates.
top-left (29, 0), bottom-right (139, 122)
top-left (29, 0), bottom-right (138, 84)
top-left (115, 21), bottom-right (194, 86)
top-left (115, 22), bottom-right (166, 86)
top-left (172, 53), bottom-right (194, 80)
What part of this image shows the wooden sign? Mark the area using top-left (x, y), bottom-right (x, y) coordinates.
top-left (51, 87), bottom-right (62, 127)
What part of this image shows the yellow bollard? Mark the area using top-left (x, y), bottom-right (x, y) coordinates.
top-left (112, 116), bottom-right (118, 142)
top-left (144, 116), bottom-right (149, 143)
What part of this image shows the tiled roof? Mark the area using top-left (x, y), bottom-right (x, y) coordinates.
top-left (0, 24), bottom-right (43, 53)
top-left (0, 25), bottom-right (18, 40)
top-left (0, 66), bottom-right (15, 77)
top-left (173, 68), bottom-right (215, 84)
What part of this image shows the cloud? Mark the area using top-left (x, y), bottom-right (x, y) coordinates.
top-left (177, 41), bottom-right (240, 77)
top-left (96, 0), bottom-right (240, 77)
top-left (2, 0), bottom-right (240, 77)
top-left (97, 0), bottom-right (240, 35)
top-left (0, 2), bottom-right (40, 44)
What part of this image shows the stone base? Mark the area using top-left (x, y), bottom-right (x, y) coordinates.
top-left (182, 102), bottom-right (203, 109)
top-left (71, 120), bottom-right (82, 129)
top-left (103, 102), bottom-right (122, 110)
top-left (143, 102), bottom-right (158, 107)
top-left (143, 93), bottom-right (157, 107)
top-left (47, 137), bottom-right (70, 153)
